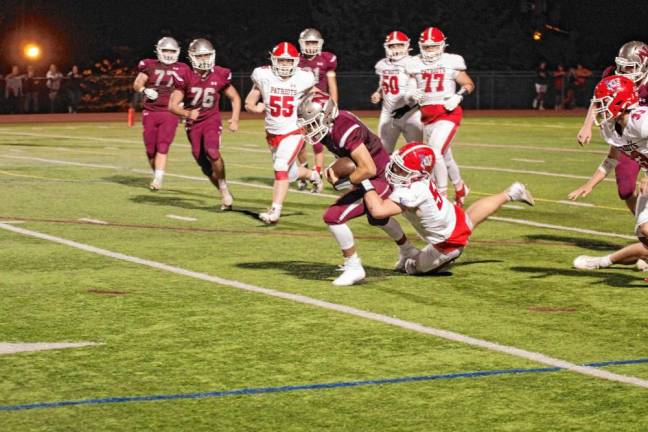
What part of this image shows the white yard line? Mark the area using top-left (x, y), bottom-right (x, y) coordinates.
top-left (489, 217), bottom-right (636, 241)
top-left (0, 342), bottom-right (99, 356)
top-left (166, 214), bottom-right (197, 222)
top-left (557, 200), bottom-right (595, 207)
top-left (457, 142), bottom-right (607, 155)
top-left (511, 158), bottom-right (544, 163)
top-left (78, 218), bottom-right (108, 225)
top-left (1, 221), bottom-right (646, 389)
top-left (459, 164), bottom-right (614, 182)
top-left (502, 204), bottom-right (526, 210)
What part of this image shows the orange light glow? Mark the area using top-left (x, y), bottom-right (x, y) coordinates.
top-left (24, 43), bottom-right (42, 60)
top-left (532, 31), bottom-right (542, 41)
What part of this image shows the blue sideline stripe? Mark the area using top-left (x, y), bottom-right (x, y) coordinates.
top-left (1, 358), bottom-right (647, 412)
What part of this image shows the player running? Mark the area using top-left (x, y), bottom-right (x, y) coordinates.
top-left (361, 142), bottom-right (534, 274)
top-left (245, 42), bottom-right (323, 224)
top-left (133, 37), bottom-right (191, 190)
top-left (168, 38), bottom-right (240, 210)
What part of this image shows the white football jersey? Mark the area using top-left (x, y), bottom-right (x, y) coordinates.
top-left (251, 66), bottom-right (316, 135)
top-left (389, 179), bottom-right (456, 244)
top-left (405, 53), bottom-right (466, 105)
top-left (600, 107), bottom-right (648, 170)
top-left (375, 56), bottom-right (413, 112)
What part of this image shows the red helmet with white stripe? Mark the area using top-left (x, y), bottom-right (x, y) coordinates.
top-left (270, 42), bottom-right (300, 78)
top-left (386, 142), bottom-right (436, 186)
top-left (591, 75), bottom-right (639, 126)
top-left (419, 27), bottom-right (446, 63)
top-left (384, 31), bottom-right (410, 61)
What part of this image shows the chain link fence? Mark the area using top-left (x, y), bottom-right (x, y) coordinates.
top-left (0, 71), bottom-right (600, 114)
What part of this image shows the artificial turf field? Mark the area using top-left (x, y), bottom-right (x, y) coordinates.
top-left (0, 114), bottom-right (646, 431)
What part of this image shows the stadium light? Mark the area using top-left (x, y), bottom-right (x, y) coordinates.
top-left (23, 43), bottom-right (42, 60)
top-left (532, 31), bottom-right (542, 41)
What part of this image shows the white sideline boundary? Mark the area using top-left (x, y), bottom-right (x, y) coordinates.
top-left (1, 221), bottom-right (646, 389)
top-left (489, 217), bottom-right (636, 241)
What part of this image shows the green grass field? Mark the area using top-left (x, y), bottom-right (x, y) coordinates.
top-left (0, 114), bottom-right (647, 431)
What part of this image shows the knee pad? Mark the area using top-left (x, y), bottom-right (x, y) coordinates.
top-left (273, 158), bottom-right (289, 173)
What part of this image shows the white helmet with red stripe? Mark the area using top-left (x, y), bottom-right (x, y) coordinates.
top-left (384, 31), bottom-right (410, 61)
top-left (419, 27), bottom-right (446, 63)
top-left (386, 142), bottom-right (436, 186)
top-left (271, 42), bottom-right (300, 78)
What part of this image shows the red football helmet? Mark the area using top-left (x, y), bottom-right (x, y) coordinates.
top-left (591, 75), bottom-right (639, 126)
top-left (270, 42), bottom-right (300, 78)
top-left (384, 31), bottom-right (410, 61)
top-left (386, 142), bottom-right (436, 186)
top-left (419, 27), bottom-right (446, 63)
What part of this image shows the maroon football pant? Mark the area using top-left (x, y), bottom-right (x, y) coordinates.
top-left (186, 121), bottom-right (223, 177)
top-left (142, 110), bottom-right (179, 159)
top-left (615, 152), bottom-right (640, 200)
top-left (323, 177), bottom-right (391, 226)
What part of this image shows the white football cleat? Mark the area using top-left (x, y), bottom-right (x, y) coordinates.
top-left (259, 206), bottom-right (280, 225)
top-left (506, 182), bottom-right (535, 206)
top-left (395, 245), bottom-right (420, 272)
top-left (404, 258), bottom-right (420, 275)
top-left (297, 179), bottom-right (308, 191)
top-left (636, 258), bottom-right (648, 271)
top-left (149, 179), bottom-right (161, 191)
top-left (220, 192), bottom-right (233, 211)
top-left (573, 255), bottom-right (603, 270)
top-left (333, 256), bottom-right (366, 286)
top-left (310, 173), bottom-right (324, 194)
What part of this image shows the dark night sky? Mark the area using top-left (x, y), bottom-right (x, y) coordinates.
top-left (1, 0), bottom-right (647, 73)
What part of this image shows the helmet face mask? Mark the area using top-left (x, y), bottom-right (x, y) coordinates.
top-left (385, 42), bottom-right (409, 60)
top-left (615, 41), bottom-right (648, 83)
top-left (271, 42), bottom-right (300, 78)
top-left (591, 75), bottom-right (639, 126)
top-left (188, 38), bottom-right (215, 71)
top-left (386, 142), bottom-right (435, 187)
top-left (156, 37), bottom-right (180, 65)
top-left (299, 28), bottom-right (324, 56)
top-left (297, 93), bottom-right (339, 145)
top-left (418, 27), bottom-right (446, 63)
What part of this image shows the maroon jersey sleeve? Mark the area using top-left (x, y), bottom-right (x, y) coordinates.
top-left (137, 59), bottom-right (156, 75)
top-left (215, 66), bottom-right (232, 92)
top-left (322, 51), bottom-right (338, 73)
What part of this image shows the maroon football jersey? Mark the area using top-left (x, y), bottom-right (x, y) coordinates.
top-left (602, 65), bottom-right (648, 106)
top-left (138, 59), bottom-right (191, 112)
top-left (322, 111), bottom-right (390, 177)
top-left (298, 51), bottom-right (337, 93)
top-left (175, 66), bottom-right (231, 123)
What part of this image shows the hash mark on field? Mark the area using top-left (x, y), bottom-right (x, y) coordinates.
top-left (557, 200), bottom-right (595, 207)
top-left (511, 158), bottom-right (544, 163)
top-left (166, 214), bottom-right (197, 222)
top-left (0, 342), bottom-right (99, 356)
top-left (502, 204), bottom-right (526, 210)
top-left (78, 218), bottom-right (108, 225)
top-left (0, 220), bottom-right (24, 224)
top-left (2, 222), bottom-right (647, 389)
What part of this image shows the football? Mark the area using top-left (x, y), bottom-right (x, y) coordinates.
top-left (327, 157), bottom-right (356, 180)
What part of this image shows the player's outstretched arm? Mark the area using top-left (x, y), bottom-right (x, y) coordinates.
top-left (349, 144), bottom-right (377, 184)
top-left (224, 86), bottom-right (241, 132)
top-left (132, 72), bottom-right (148, 93)
top-left (370, 78), bottom-right (382, 104)
top-left (361, 182), bottom-right (403, 219)
top-left (244, 85), bottom-right (265, 113)
top-left (568, 147), bottom-right (619, 200)
top-left (577, 102), bottom-right (596, 146)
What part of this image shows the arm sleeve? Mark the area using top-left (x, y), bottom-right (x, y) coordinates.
top-left (389, 187), bottom-right (425, 208)
top-left (328, 53), bottom-right (338, 72)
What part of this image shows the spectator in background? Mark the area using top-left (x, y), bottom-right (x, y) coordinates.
top-left (552, 64), bottom-right (566, 110)
top-left (46, 64), bottom-right (63, 112)
top-left (573, 63), bottom-right (593, 107)
top-left (23, 65), bottom-right (40, 113)
top-left (562, 66), bottom-right (577, 109)
top-left (66, 65), bottom-right (83, 113)
top-left (5, 65), bottom-right (23, 114)
top-left (532, 61), bottom-right (548, 110)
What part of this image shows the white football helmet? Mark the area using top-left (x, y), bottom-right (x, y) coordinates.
top-left (615, 41), bottom-right (648, 83)
top-left (188, 38), bottom-right (215, 71)
top-left (270, 42), bottom-right (300, 78)
top-left (297, 92), bottom-right (339, 145)
top-left (156, 37), bottom-right (180, 65)
top-left (299, 28), bottom-right (324, 56)
top-left (419, 27), bottom-right (446, 63)
top-left (384, 31), bottom-right (410, 61)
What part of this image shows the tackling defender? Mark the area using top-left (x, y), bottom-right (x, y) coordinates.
top-left (405, 27), bottom-right (474, 207)
top-left (569, 75), bottom-right (648, 271)
top-left (168, 38), bottom-right (240, 210)
top-left (371, 31), bottom-right (423, 153)
top-left (576, 41), bottom-right (648, 214)
top-left (298, 93), bottom-right (419, 286)
top-left (361, 142), bottom-right (534, 275)
top-left (133, 37), bottom-right (191, 190)
top-left (245, 42), bottom-right (323, 224)
top-left (295, 28), bottom-right (338, 191)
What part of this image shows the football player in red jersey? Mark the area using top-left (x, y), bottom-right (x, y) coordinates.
top-left (133, 37), bottom-right (191, 191)
top-left (577, 41), bottom-right (648, 215)
top-left (361, 143), bottom-right (534, 274)
top-left (298, 92), bottom-right (420, 286)
top-left (168, 38), bottom-right (241, 210)
top-left (405, 27), bottom-right (475, 207)
top-left (295, 28), bottom-right (338, 192)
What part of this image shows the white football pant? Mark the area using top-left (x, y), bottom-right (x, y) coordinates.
top-left (423, 120), bottom-right (463, 196)
top-left (272, 134), bottom-right (302, 182)
top-left (378, 109), bottom-right (424, 154)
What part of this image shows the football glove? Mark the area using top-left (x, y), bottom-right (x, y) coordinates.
top-left (443, 94), bottom-right (463, 111)
top-left (143, 88), bottom-right (159, 101)
top-left (391, 104), bottom-right (418, 119)
top-left (333, 177), bottom-right (353, 191)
